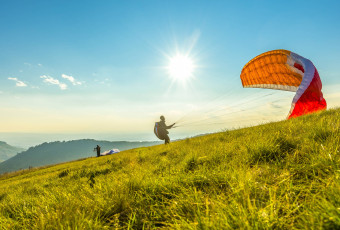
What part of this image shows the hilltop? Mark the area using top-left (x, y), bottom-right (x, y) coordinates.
top-left (0, 141), bottom-right (25, 163)
top-left (0, 108), bottom-right (339, 229)
top-left (0, 139), bottom-right (161, 175)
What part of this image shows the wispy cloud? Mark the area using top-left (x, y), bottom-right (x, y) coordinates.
top-left (8, 77), bottom-right (27, 87)
top-left (61, 74), bottom-right (82, 85)
top-left (40, 75), bottom-right (67, 90)
top-left (267, 102), bottom-right (283, 109)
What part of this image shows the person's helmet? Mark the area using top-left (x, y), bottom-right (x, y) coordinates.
top-left (160, 115), bottom-right (165, 121)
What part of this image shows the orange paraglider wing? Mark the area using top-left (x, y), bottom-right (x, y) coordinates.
top-left (240, 49), bottom-right (326, 119)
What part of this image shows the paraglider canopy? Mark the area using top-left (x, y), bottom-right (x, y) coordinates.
top-left (100, 149), bottom-right (120, 156)
top-left (240, 49), bottom-right (326, 119)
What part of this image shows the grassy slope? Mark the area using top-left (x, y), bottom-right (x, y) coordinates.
top-left (0, 109), bottom-right (339, 229)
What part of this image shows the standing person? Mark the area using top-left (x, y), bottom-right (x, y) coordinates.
top-left (155, 115), bottom-right (175, 144)
top-left (94, 145), bottom-right (101, 157)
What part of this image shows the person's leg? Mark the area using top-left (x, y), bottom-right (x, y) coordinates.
top-left (164, 135), bottom-right (170, 144)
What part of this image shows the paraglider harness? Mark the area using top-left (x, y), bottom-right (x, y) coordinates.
top-left (154, 122), bottom-right (168, 140)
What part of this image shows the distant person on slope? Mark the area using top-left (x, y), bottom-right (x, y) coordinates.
top-left (94, 145), bottom-right (101, 157)
top-left (155, 115), bottom-right (175, 144)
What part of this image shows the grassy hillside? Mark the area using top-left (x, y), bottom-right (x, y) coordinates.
top-left (0, 108), bottom-right (339, 229)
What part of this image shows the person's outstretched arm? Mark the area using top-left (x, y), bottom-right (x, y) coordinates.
top-left (166, 123), bottom-right (175, 129)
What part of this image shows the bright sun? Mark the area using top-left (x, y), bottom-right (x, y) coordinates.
top-left (168, 54), bottom-right (194, 81)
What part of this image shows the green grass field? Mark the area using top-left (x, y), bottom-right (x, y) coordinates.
top-left (0, 108), bottom-right (339, 229)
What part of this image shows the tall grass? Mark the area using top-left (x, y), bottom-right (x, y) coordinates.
top-left (0, 108), bottom-right (339, 229)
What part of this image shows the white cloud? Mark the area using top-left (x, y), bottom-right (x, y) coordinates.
top-left (40, 75), bottom-right (67, 90)
top-left (8, 77), bottom-right (27, 87)
top-left (61, 74), bottom-right (82, 85)
top-left (37, 63), bottom-right (42, 67)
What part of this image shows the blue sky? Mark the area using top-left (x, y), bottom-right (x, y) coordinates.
top-left (1, 0), bottom-right (340, 147)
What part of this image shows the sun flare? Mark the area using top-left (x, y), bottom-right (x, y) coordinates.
top-left (168, 54), bottom-right (194, 81)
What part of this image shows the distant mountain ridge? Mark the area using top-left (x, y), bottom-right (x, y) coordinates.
top-left (0, 139), bottom-right (161, 174)
top-left (0, 141), bottom-right (25, 162)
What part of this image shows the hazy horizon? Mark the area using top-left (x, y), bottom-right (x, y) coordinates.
top-left (0, 130), bottom-right (213, 148)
